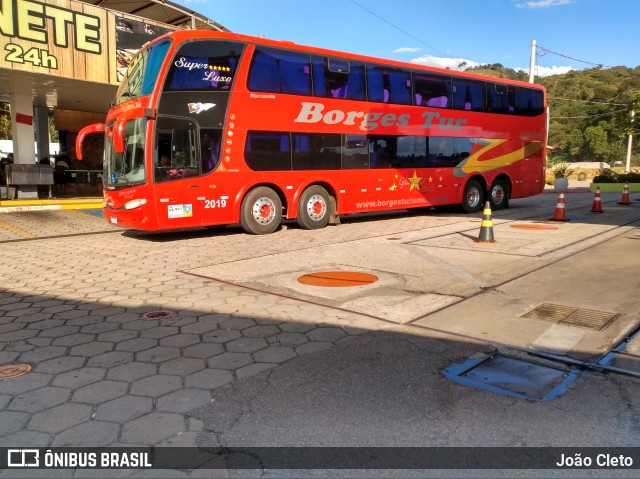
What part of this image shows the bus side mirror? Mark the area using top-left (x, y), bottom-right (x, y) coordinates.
top-left (76, 123), bottom-right (105, 160)
top-left (113, 108), bottom-right (156, 154)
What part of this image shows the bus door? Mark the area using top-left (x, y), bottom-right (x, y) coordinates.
top-left (153, 116), bottom-right (205, 229)
top-left (520, 141), bottom-right (545, 196)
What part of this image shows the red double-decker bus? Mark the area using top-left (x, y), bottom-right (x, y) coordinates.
top-left (77, 31), bottom-right (547, 234)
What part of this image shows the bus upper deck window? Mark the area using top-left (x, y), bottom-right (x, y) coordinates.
top-left (487, 83), bottom-right (516, 114)
top-left (248, 48), bottom-right (311, 95)
top-left (366, 66), bottom-right (411, 105)
top-left (312, 57), bottom-right (365, 100)
top-left (414, 73), bottom-right (451, 108)
top-left (452, 80), bottom-right (485, 112)
top-left (516, 88), bottom-right (544, 116)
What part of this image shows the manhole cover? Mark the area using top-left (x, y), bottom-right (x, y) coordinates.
top-left (444, 353), bottom-right (576, 401)
top-left (298, 271), bottom-right (378, 287)
top-left (510, 224), bottom-right (559, 231)
top-left (521, 303), bottom-right (618, 331)
top-left (0, 364), bottom-right (32, 380)
top-left (142, 310), bottom-right (175, 320)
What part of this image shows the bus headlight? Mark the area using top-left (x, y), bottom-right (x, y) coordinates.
top-left (124, 198), bottom-right (147, 210)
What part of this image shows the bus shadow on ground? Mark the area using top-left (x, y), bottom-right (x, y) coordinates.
top-left (1, 286), bottom-right (639, 460)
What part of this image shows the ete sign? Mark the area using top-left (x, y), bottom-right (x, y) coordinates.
top-left (0, 0), bottom-right (102, 70)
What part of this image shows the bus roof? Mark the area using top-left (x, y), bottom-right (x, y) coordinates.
top-left (149, 30), bottom-right (545, 91)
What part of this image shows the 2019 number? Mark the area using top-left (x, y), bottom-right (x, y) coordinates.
top-left (205, 199), bottom-right (227, 209)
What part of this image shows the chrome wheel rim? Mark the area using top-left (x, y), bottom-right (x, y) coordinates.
top-left (466, 187), bottom-right (481, 208)
top-left (252, 197), bottom-right (277, 225)
top-left (491, 185), bottom-right (505, 205)
top-left (305, 194), bottom-right (327, 222)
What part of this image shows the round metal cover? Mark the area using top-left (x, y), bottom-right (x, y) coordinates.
top-left (510, 224), bottom-right (559, 230)
top-left (0, 364), bottom-right (32, 380)
top-left (298, 271), bottom-right (378, 287)
top-left (142, 310), bottom-right (175, 320)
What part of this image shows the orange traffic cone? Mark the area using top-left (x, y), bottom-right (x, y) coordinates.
top-left (618, 182), bottom-right (631, 205)
top-left (550, 192), bottom-right (569, 222)
top-left (475, 201), bottom-right (496, 244)
top-left (590, 187), bottom-right (604, 213)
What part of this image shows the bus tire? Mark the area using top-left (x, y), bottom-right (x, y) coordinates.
top-left (489, 178), bottom-right (510, 210)
top-left (240, 187), bottom-right (282, 235)
top-left (296, 185), bottom-right (331, 230)
top-left (460, 179), bottom-right (484, 214)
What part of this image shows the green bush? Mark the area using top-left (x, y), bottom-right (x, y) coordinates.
top-left (552, 163), bottom-right (574, 179)
top-left (592, 169), bottom-right (640, 183)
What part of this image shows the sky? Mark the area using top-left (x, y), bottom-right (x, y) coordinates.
top-left (174, 0), bottom-right (640, 78)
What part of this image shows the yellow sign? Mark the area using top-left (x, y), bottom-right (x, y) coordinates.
top-left (0, 0), bottom-right (116, 83)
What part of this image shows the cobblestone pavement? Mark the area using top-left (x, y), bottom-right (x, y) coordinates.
top-left (2, 208), bottom-right (462, 452)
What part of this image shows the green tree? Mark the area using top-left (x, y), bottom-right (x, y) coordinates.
top-left (540, 67), bottom-right (640, 164)
top-left (583, 123), bottom-right (609, 160)
top-left (0, 102), bottom-right (11, 140)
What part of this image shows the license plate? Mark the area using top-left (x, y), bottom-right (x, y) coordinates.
top-left (109, 216), bottom-right (118, 224)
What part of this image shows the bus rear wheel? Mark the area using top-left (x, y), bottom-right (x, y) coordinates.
top-left (296, 185), bottom-right (331, 230)
top-left (241, 187), bottom-right (282, 235)
top-left (460, 179), bottom-right (484, 214)
top-left (489, 178), bottom-right (510, 210)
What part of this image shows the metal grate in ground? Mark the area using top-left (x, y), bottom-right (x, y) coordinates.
top-left (443, 353), bottom-right (577, 401)
top-left (522, 303), bottom-right (618, 331)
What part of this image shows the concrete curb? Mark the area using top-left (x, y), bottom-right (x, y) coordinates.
top-left (0, 198), bottom-right (103, 213)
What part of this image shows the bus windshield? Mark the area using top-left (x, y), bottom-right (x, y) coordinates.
top-left (104, 117), bottom-right (147, 187)
top-left (115, 40), bottom-right (171, 105)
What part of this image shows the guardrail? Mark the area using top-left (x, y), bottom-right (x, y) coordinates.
top-left (6, 164), bottom-right (54, 186)
top-left (1, 166), bottom-right (103, 199)
top-left (68, 170), bottom-right (103, 184)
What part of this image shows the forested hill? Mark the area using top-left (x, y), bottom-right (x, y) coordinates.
top-left (466, 64), bottom-right (640, 166)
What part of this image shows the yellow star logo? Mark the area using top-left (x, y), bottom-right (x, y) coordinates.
top-left (428, 176), bottom-right (433, 183)
top-left (408, 171), bottom-right (422, 191)
top-left (390, 183), bottom-right (397, 191)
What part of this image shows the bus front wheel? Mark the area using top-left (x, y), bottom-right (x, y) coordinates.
top-left (296, 185), bottom-right (331, 230)
top-left (240, 187), bottom-right (282, 235)
top-left (460, 180), bottom-right (484, 214)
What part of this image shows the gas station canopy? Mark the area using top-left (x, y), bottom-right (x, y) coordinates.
top-left (0, 0), bottom-right (226, 114)
top-left (80, 0), bottom-right (228, 32)
top-left (0, 0), bottom-right (226, 170)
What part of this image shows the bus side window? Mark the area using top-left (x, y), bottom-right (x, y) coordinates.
top-left (428, 137), bottom-right (455, 167)
top-left (414, 73), bottom-right (451, 108)
top-left (292, 133), bottom-right (341, 170)
top-left (312, 57), bottom-right (366, 101)
top-left (487, 83), bottom-right (516, 114)
top-left (388, 70), bottom-right (411, 105)
top-left (396, 136), bottom-right (427, 168)
top-left (516, 88), bottom-right (544, 116)
top-left (366, 67), bottom-right (385, 103)
top-left (245, 132), bottom-right (292, 171)
top-left (366, 66), bottom-right (410, 105)
top-left (452, 80), bottom-right (485, 112)
top-left (248, 50), bottom-right (280, 92)
top-left (248, 47), bottom-right (311, 95)
top-left (342, 135), bottom-right (369, 169)
top-left (370, 136), bottom-right (397, 168)
top-left (201, 129), bottom-right (221, 173)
